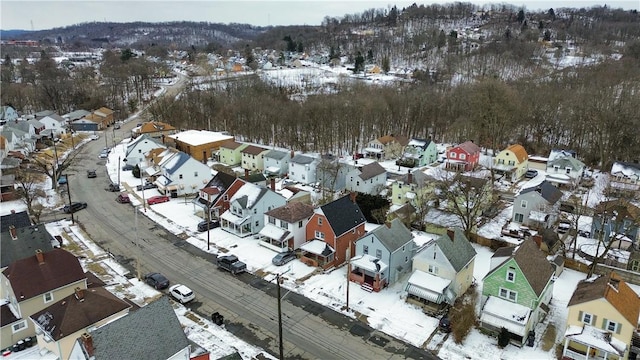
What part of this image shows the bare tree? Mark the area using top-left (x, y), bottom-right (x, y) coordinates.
top-left (30, 146), bottom-right (79, 190)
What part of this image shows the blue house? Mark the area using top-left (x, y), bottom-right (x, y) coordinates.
top-left (591, 199), bottom-right (640, 248)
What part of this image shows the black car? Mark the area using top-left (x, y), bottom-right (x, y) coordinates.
top-left (136, 183), bottom-right (158, 191)
top-left (272, 251), bottom-right (296, 266)
top-left (197, 220), bottom-right (220, 232)
top-left (105, 183), bottom-right (120, 192)
top-left (87, 170), bottom-right (97, 178)
top-left (122, 164), bottom-right (135, 171)
top-left (439, 315), bottom-right (452, 333)
top-left (63, 202), bottom-right (88, 214)
top-left (144, 272), bottom-right (169, 290)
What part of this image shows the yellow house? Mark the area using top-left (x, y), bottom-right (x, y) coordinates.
top-left (562, 272), bottom-right (640, 360)
top-left (391, 170), bottom-right (435, 207)
top-left (0, 249), bottom-right (87, 349)
top-left (494, 144), bottom-right (529, 182)
top-left (219, 140), bottom-right (248, 166)
top-left (30, 287), bottom-right (131, 360)
top-left (240, 144), bottom-right (269, 172)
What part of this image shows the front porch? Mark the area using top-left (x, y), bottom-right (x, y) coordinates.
top-left (562, 325), bottom-right (626, 360)
top-left (299, 240), bottom-right (334, 269)
top-left (220, 211), bottom-right (252, 238)
top-left (349, 255), bottom-right (388, 292)
top-left (257, 223), bottom-right (292, 252)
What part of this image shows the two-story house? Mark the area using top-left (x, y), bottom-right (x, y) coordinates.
top-left (82, 107), bottom-right (115, 129)
top-left (194, 171), bottom-right (237, 219)
top-left (263, 149), bottom-right (291, 177)
top-left (0, 106), bottom-right (19, 123)
top-left (316, 154), bottom-right (351, 193)
top-left (69, 297), bottom-right (190, 360)
top-left (591, 199), bottom-right (640, 250)
top-left (350, 219), bottom-right (415, 292)
top-left (445, 141), bottom-right (481, 172)
top-left (124, 134), bottom-right (167, 167)
top-left (218, 140), bottom-right (248, 166)
top-left (29, 287), bottom-right (131, 360)
top-left (1, 211), bottom-right (55, 270)
top-left (241, 145), bottom-right (269, 173)
top-left (154, 151), bottom-right (211, 197)
top-left (480, 240), bottom-right (555, 346)
top-left (258, 202), bottom-right (315, 252)
top-left (0, 249), bottom-right (86, 349)
top-left (546, 150), bottom-right (586, 188)
top-left (363, 134), bottom-right (409, 160)
top-left (38, 114), bottom-right (67, 138)
top-left (220, 182), bottom-right (286, 237)
top-left (288, 154), bottom-right (319, 185)
top-left (132, 121), bottom-right (177, 140)
top-left (345, 161), bottom-right (387, 195)
top-left (406, 229), bottom-right (476, 312)
top-left (512, 180), bottom-right (563, 229)
top-left (301, 193), bottom-right (366, 269)
top-left (610, 161), bottom-right (640, 191)
top-left (391, 169), bottom-right (436, 207)
top-left (400, 138), bottom-right (438, 167)
top-left (562, 272), bottom-right (640, 360)
top-left (494, 144), bottom-right (529, 182)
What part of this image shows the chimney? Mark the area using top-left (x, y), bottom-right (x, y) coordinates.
top-left (9, 225), bottom-right (17, 240)
top-left (407, 170), bottom-right (412, 184)
top-left (81, 333), bottom-right (94, 356)
top-left (349, 191), bottom-right (357, 203)
top-left (35, 249), bottom-right (44, 264)
top-left (446, 229), bottom-right (455, 241)
top-left (385, 221), bottom-right (392, 229)
top-left (270, 177), bottom-right (276, 191)
top-left (74, 287), bottom-right (85, 302)
top-left (290, 150), bottom-right (295, 159)
top-left (532, 234), bottom-right (542, 248)
top-left (244, 169), bottom-right (249, 177)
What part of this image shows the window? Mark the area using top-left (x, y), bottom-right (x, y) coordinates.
top-left (44, 292), bottom-right (53, 303)
top-left (631, 260), bottom-right (640, 272)
top-left (356, 181), bottom-right (360, 186)
top-left (12, 320), bottom-right (27, 334)
top-left (363, 245), bottom-right (369, 254)
top-left (605, 320), bottom-right (618, 332)
top-left (459, 153), bottom-right (466, 160)
top-left (508, 160), bottom-right (515, 166)
top-left (224, 195), bottom-right (229, 201)
top-left (450, 152), bottom-right (457, 159)
top-left (269, 217), bottom-right (276, 225)
top-left (280, 220), bottom-right (287, 228)
top-left (298, 221), bottom-right (303, 228)
top-left (179, 174), bottom-right (183, 180)
top-left (581, 312), bottom-right (593, 325)
top-left (253, 208), bottom-right (257, 214)
top-left (506, 267), bottom-right (516, 282)
top-left (515, 213), bottom-right (524, 222)
top-left (314, 231), bottom-right (324, 240)
top-left (318, 217), bottom-right (323, 225)
top-left (428, 264), bottom-right (438, 274)
top-left (520, 200), bottom-right (527, 208)
top-left (554, 165), bottom-right (560, 172)
top-left (375, 249), bottom-right (382, 259)
top-left (194, 172), bottom-right (198, 177)
top-left (499, 288), bottom-right (517, 302)
top-left (405, 256), bottom-right (408, 262)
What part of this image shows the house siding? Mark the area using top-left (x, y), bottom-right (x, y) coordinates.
top-left (219, 144), bottom-right (247, 166)
top-left (482, 260), bottom-right (538, 309)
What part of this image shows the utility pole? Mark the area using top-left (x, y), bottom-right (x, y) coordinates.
top-left (135, 207), bottom-right (141, 279)
top-left (207, 194), bottom-right (211, 251)
top-left (118, 156), bottom-right (121, 186)
top-left (65, 173), bottom-right (74, 224)
top-left (346, 241), bottom-right (351, 312)
top-left (276, 267), bottom-right (291, 360)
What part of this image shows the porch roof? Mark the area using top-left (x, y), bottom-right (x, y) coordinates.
top-left (258, 223), bottom-right (291, 242)
top-left (300, 240), bottom-right (334, 257)
top-left (351, 254), bottom-right (388, 273)
top-left (480, 296), bottom-right (530, 337)
top-left (406, 284), bottom-right (442, 303)
top-left (565, 325), bottom-right (626, 356)
top-left (220, 211), bottom-right (250, 226)
top-left (407, 270), bottom-right (450, 294)
top-left (265, 166), bottom-right (281, 174)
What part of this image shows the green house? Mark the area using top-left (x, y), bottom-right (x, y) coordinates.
top-left (480, 239), bottom-right (555, 346)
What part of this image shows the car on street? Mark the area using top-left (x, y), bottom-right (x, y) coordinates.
top-left (525, 169), bottom-right (538, 179)
top-left (147, 195), bottom-right (170, 205)
top-left (89, 134), bottom-right (100, 140)
top-left (144, 272), bottom-right (170, 290)
top-left (58, 175), bottom-right (68, 185)
top-left (116, 193), bottom-right (130, 203)
top-left (87, 170), bottom-right (97, 178)
top-left (169, 284), bottom-right (195, 304)
top-left (105, 183), bottom-right (120, 192)
top-left (272, 251), bottom-right (296, 266)
top-left (63, 202), bottom-right (88, 214)
top-left (217, 255), bottom-right (247, 275)
top-left (98, 151), bottom-right (108, 159)
top-left (114, 123), bottom-right (121, 130)
top-left (122, 164), bottom-right (135, 171)
top-left (197, 220), bottom-right (220, 232)
top-left (137, 183), bottom-right (158, 191)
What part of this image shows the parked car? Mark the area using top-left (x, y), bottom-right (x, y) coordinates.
top-left (105, 183), bottom-right (120, 192)
top-left (169, 284), bottom-right (195, 304)
top-left (89, 134), bottom-right (100, 140)
top-left (122, 164), bottom-right (135, 171)
top-left (137, 183), bottom-right (158, 191)
top-left (197, 220), bottom-right (220, 232)
top-left (144, 272), bottom-right (169, 290)
top-left (87, 170), bottom-right (97, 178)
top-left (114, 123), bottom-right (121, 130)
top-left (62, 202), bottom-right (87, 214)
top-left (217, 255), bottom-right (247, 275)
top-left (525, 169), bottom-right (538, 179)
top-left (58, 175), bottom-right (67, 185)
top-left (98, 151), bottom-right (108, 159)
top-left (116, 193), bottom-right (130, 203)
top-left (272, 251), bottom-right (296, 266)
top-left (439, 315), bottom-right (452, 333)
top-left (147, 195), bottom-right (170, 205)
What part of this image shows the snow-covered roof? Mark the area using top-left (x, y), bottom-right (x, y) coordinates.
top-left (564, 325), bottom-right (626, 356)
top-left (258, 223), bottom-right (290, 242)
top-left (351, 255), bottom-right (388, 273)
top-left (230, 182), bottom-right (266, 209)
top-left (300, 240), bottom-right (334, 256)
top-left (480, 296), bottom-right (531, 336)
top-left (611, 161), bottom-right (640, 179)
top-left (407, 269), bottom-right (451, 293)
top-left (220, 211), bottom-right (250, 225)
top-left (168, 130), bottom-right (233, 146)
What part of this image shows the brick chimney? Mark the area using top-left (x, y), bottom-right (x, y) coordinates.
top-left (75, 287), bottom-right (85, 302)
top-left (290, 150), bottom-right (295, 159)
top-left (385, 221), bottom-right (392, 228)
top-left (446, 229), bottom-right (455, 241)
top-left (407, 170), bottom-right (412, 184)
top-left (349, 191), bottom-right (357, 203)
top-left (35, 249), bottom-right (44, 264)
top-left (244, 169), bottom-right (249, 177)
top-left (532, 234), bottom-right (542, 248)
top-left (9, 225), bottom-right (17, 240)
top-left (81, 333), bottom-right (94, 356)
top-left (270, 177), bottom-right (276, 191)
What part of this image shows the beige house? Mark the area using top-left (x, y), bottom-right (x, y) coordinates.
top-left (241, 145), bottom-right (269, 172)
top-left (30, 287), bottom-right (131, 360)
top-left (0, 249), bottom-right (86, 349)
top-left (363, 134), bottom-right (409, 160)
top-left (562, 272), bottom-right (640, 360)
top-left (494, 144), bottom-right (529, 182)
top-left (219, 140), bottom-right (248, 166)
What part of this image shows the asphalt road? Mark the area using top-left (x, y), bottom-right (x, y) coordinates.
top-left (53, 94), bottom-right (439, 360)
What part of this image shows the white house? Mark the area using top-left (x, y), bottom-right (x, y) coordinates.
top-left (154, 151), bottom-right (211, 197)
top-left (263, 149), bottom-right (291, 177)
top-left (345, 161), bottom-right (387, 195)
top-left (124, 134), bottom-right (167, 166)
top-left (38, 114), bottom-right (67, 137)
top-left (220, 182), bottom-right (287, 237)
top-left (288, 154), bottom-right (319, 185)
top-left (0, 106), bottom-right (19, 123)
top-left (258, 201), bottom-right (315, 252)
top-left (545, 150), bottom-right (585, 187)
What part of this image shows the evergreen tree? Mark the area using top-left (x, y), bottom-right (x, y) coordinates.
top-left (517, 9), bottom-right (525, 23)
top-left (353, 52), bottom-right (365, 73)
top-left (297, 42), bottom-right (304, 53)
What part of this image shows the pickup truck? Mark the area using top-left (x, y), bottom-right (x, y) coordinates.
top-left (216, 255), bottom-right (246, 275)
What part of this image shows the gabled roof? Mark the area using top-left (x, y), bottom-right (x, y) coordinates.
top-left (241, 145), bottom-right (268, 155)
top-left (434, 229), bottom-right (477, 272)
top-left (548, 156), bottom-right (585, 170)
top-left (568, 272), bottom-right (640, 326)
top-left (1, 223), bottom-right (55, 269)
top-left (548, 149), bottom-right (577, 162)
top-left (319, 194), bottom-right (366, 237)
top-left (125, 134), bottom-right (165, 157)
top-left (594, 199), bottom-right (640, 220)
top-left (290, 154), bottom-right (316, 165)
top-left (30, 287), bottom-right (130, 341)
top-left (610, 161), bottom-right (640, 178)
top-left (504, 144), bottom-right (528, 163)
top-left (0, 210), bottom-right (31, 232)
top-left (87, 297), bottom-right (188, 359)
top-left (457, 174), bottom-right (488, 190)
top-left (41, 114), bottom-right (66, 123)
top-left (485, 239), bottom-right (554, 297)
top-left (369, 218), bottom-right (413, 252)
top-left (407, 138), bottom-right (431, 150)
top-left (265, 202), bottom-right (314, 223)
top-left (205, 171), bottom-right (237, 190)
top-left (64, 109), bottom-right (90, 121)
top-left (139, 121), bottom-right (175, 133)
top-left (358, 162), bottom-right (386, 181)
top-left (264, 149), bottom-right (288, 160)
top-left (455, 141), bottom-right (481, 155)
top-left (519, 180), bottom-right (562, 204)
top-left (230, 182), bottom-right (271, 209)
top-left (0, 303), bottom-right (19, 327)
top-left (219, 140), bottom-right (245, 150)
top-left (162, 152), bottom-right (191, 175)
top-left (3, 249), bottom-right (85, 302)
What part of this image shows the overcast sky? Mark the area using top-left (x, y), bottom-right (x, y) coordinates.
top-left (1, 0), bottom-right (638, 31)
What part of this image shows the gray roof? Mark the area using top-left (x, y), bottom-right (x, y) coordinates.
top-left (1, 223), bottom-right (55, 268)
top-left (89, 297), bottom-right (189, 359)
top-left (0, 210), bottom-right (31, 232)
top-left (291, 154), bottom-right (315, 165)
top-left (547, 156), bottom-right (584, 170)
top-left (519, 180), bottom-right (562, 204)
top-left (35, 110), bottom-right (55, 118)
top-left (434, 229), bottom-right (476, 272)
top-left (321, 194), bottom-right (366, 237)
top-left (369, 218), bottom-right (413, 252)
top-left (358, 162), bottom-right (386, 181)
top-left (265, 149), bottom-right (288, 160)
top-left (64, 109), bottom-right (90, 121)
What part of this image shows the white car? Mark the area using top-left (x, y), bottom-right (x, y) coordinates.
top-left (169, 284), bottom-right (194, 304)
top-left (90, 134), bottom-right (100, 140)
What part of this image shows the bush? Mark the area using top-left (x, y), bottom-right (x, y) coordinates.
top-left (498, 327), bottom-right (510, 348)
top-left (450, 288), bottom-right (478, 344)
